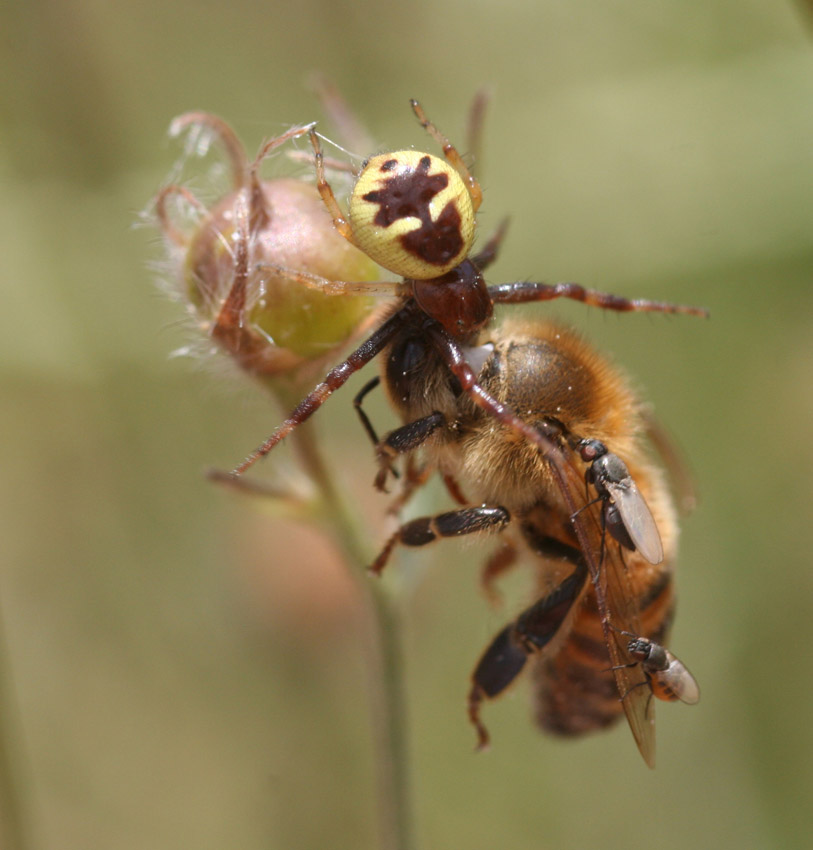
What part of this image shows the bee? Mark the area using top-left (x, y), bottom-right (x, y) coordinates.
top-left (368, 319), bottom-right (693, 767)
top-left (229, 100), bottom-right (706, 765)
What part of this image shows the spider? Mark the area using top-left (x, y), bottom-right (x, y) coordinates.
top-left (229, 99), bottom-right (705, 483)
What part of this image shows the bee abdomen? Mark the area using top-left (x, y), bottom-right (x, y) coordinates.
top-left (533, 617), bottom-right (623, 736)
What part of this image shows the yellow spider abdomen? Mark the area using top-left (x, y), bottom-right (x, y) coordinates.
top-left (348, 150), bottom-right (475, 280)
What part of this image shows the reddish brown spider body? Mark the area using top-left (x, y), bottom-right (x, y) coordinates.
top-left (229, 100), bottom-right (705, 766)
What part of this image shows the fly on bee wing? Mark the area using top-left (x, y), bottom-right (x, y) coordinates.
top-left (625, 636), bottom-right (700, 706)
top-left (579, 440), bottom-right (664, 566)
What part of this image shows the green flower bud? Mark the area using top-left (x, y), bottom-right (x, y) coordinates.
top-left (157, 113), bottom-right (379, 383)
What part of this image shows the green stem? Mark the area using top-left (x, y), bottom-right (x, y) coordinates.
top-left (289, 421), bottom-right (415, 850)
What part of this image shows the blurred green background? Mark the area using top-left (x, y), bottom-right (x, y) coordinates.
top-left (2, 1), bottom-right (813, 848)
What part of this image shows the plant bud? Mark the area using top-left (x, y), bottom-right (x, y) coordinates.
top-left (156, 113), bottom-right (379, 383)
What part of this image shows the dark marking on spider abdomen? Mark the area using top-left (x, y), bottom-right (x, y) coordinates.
top-left (363, 157), bottom-right (464, 266)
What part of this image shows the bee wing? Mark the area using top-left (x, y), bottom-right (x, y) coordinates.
top-left (557, 450), bottom-right (657, 768)
top-left (603, 574), bottom-right (657, 768)
top-left (610, 480), bottom-right (664, 566)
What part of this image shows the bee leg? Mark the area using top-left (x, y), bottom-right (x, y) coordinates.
top-left (373, 411), bottom-right (447, 492)
top-left (468, 552), bottom-right (588, 750)
top-left (513, 559), bottom-right (588, 651)
top-left (369, 506), bottom-right (510, 575)
top-left (352, 376), bottom-right (399, 475)
top-left (355, 382), bottom-right (466, 511)
top-left (386, 464), bottom-right (467, 516)
top-left (480, 539), bottom-right (519, 606)
top-left (468, 624), bottom-right (526, 750)
top-left (441, 472), bottom-right (468, 505)
top-left (385, 456), bottom-right (433, 515)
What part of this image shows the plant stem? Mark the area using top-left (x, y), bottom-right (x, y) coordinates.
top-left (0, 605), bottom-right (32, 850)
top-left (289, 419), bottom-right (415, 850)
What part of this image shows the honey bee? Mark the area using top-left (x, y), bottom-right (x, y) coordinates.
top-left (229, 100), bottom-right (705, 765)
top-left (368, 319), bottom-right (692, 767)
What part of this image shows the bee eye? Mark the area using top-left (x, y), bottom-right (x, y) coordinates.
top-left (348, 151), bottom-right (476, 280)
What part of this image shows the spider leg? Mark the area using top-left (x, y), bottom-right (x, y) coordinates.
top-left (229, 304), bottom-right (410, 476)
top-left (489, 281), bottom-right (708, 317)
top-left (410, 99), bottom-right (483, 211)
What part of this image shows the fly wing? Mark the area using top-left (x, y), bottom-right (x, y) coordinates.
top-left (611, 480), bottom-right (664, 565)
top-left (553, 447), bottom-right (657, 768)
top-left (667, 659), bottom-right (701, 705)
